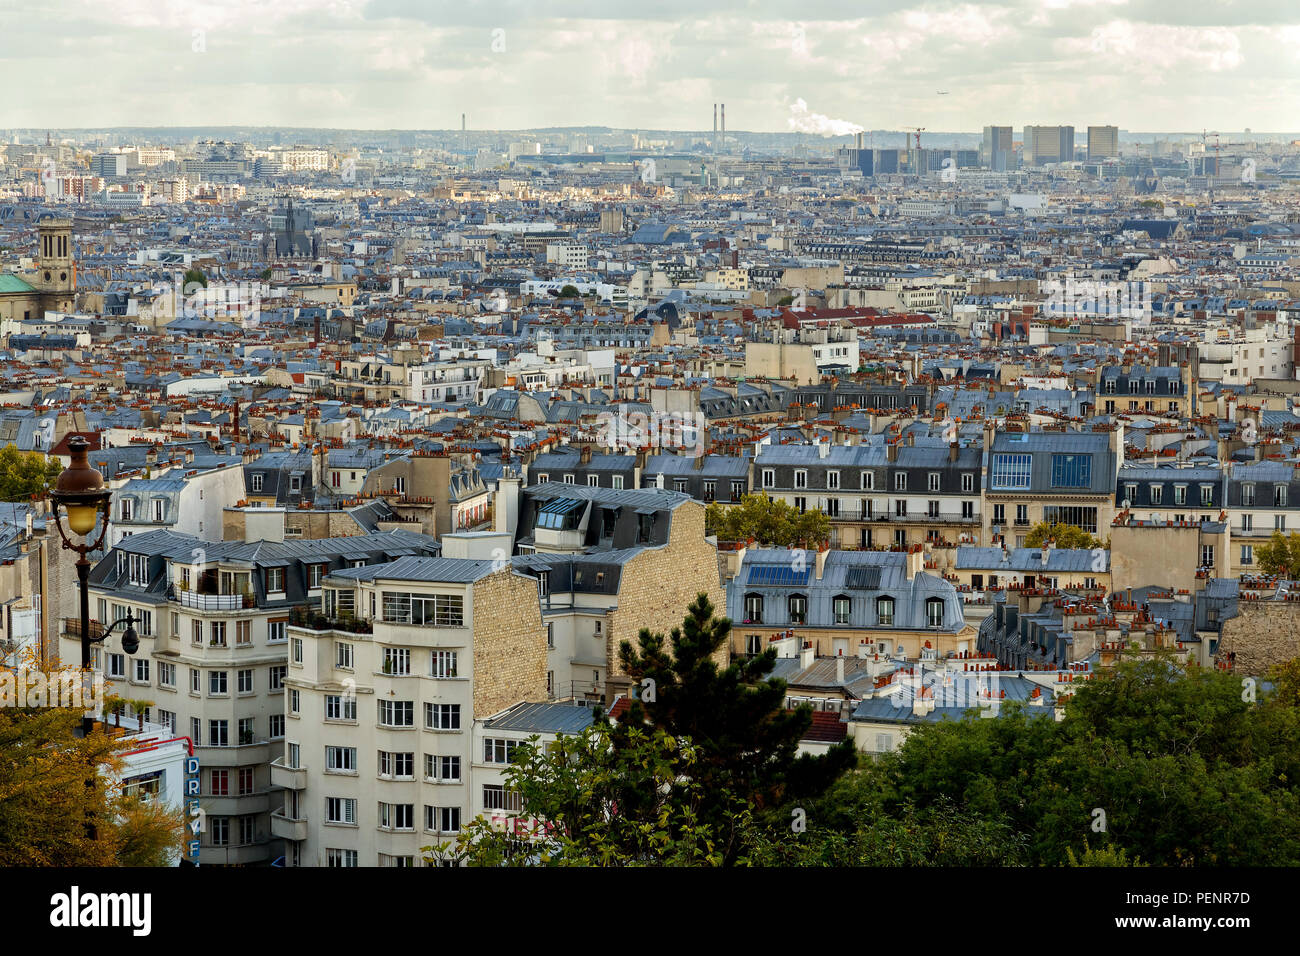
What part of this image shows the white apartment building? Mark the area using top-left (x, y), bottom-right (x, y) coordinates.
top-left (545, 243), bottom-right (590, 270)
top-left (73, 528), bottom-right (439, 865)
top-left (275, 556), bottom-right (548, 867)
top-left (1198, 323), bottom-right (1295, 384)
top-left (109, 464), bottom-right (247, 548)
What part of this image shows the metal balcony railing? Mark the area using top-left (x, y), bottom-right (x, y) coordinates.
top-left (171, 587), bottom-right (250, 611)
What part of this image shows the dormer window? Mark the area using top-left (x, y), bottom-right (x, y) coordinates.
top-left (926, 597), bottom-right (945, 628)
top-left (876, 596), bottom-right (895, 627)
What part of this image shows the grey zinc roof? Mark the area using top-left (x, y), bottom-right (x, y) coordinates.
top-left (955, 546), bottom-right (1109, 573)
top-left (485, 701), bottom-right (597, 735)
top-left (524, 481), bottom-right (691, 511)
top-left (326, 555), bottom-right (502, 584)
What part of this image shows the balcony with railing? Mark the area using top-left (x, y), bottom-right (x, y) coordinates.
top-left (270, 810), bottom-right (309, 842)
top-left (270, 756), bottom-right (307, 791)
top-left (170, 586), bottom-right (254, 611)
top-left (288, 606), bottom-right (374, 635)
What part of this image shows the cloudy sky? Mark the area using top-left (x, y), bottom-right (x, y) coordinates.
top-left (3, 0), bottom-right (1298, 132)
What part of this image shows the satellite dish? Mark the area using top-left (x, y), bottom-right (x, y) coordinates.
top-left (1121, 498), bottom-right (1132, 509)
top-left (1150, 513), bottom-right (1162, 523)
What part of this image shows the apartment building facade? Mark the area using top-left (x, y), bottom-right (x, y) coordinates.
top-left (70, 527), bottom-right (439, 865)
top-left (753, 437), bottom-right (983, 550)
top-left (275, 556), bottom-right (548, 867)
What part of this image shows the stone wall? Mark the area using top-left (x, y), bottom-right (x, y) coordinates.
top-left (1217, 601), bottom-right (1300, 676)
top-left (605, 500), bottom-right (728, 682)
top-left (471, 568), bottom-right (548, 718)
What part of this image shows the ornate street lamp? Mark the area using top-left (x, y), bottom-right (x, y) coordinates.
top-left (49, 436), bottom-right (139, 740)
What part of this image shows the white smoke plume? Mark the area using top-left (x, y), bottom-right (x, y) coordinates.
top-left (786, 98), bottom-right (864, 137)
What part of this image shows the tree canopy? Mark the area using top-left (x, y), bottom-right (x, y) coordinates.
top-left (706, 493), bottom-right (831, 547)
top-left (760, 655), bottom-right (1300, 866)
top-left (0, 704), bottom-right (184, 866)
top-left (0, 444), bottom-right (62, 501)
top-left (1023, 520), bottom-right (1105, 550)
top-left (1253, 530), bottom-right (1300, 577)
top-left (434, 593), bottom-right (855, 867)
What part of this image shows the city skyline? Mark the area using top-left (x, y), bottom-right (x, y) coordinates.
top-left (4, 0), bottom-right (1298, 132)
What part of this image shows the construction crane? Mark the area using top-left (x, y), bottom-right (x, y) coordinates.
top-left (906, 127), bottom-right (926, 150)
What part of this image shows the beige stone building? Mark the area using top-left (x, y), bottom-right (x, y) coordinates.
top-left (276, 555), bottom-right (548, 867)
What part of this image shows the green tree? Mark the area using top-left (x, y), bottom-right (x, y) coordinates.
top-left (1023, 520), bottom-right (1105, 550)
top-left (558, 284), bottom-right (581, 298)
top-left (0, 444), bottom-right (62, 500)
top-left (1254, 530), bottom-right (1300, 577)
top-left (851, 656), bottom-right (1300, 866)
top-left (611, 592), bottom-right (856, 864)
top-left (0, 702), bottom-right (183, 866)
top-left (182, 267), bottom-right (207, 289)
top-left (705, 493), bottom-right (830, 547)
top-left (429, 724), bottom-right (736, 867)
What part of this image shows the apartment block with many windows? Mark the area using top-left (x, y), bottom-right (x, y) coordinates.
top-left (70, 527), bottom-right (438, 865)
top-left (276, 555), bottom-right (547, 867)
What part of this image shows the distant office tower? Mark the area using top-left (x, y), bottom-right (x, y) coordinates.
top-left (1024, 125), bottom-right (1075, 165)
top-left (874, 148), bottom-right (901, 175)
top-left (91, 152), bottom-right (127, 178)
top-left (1087, 125), bottom-right (1119, 160)
top-left (982, 126), bottom-right (1012, 171)
top-left (836, 132), bottom-right (873, 176)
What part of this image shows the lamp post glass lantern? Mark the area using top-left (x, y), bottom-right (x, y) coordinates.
top-left (49, 436), bottom-right (139, 739)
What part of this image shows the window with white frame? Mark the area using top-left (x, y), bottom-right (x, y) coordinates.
top-left (325, 694), bottom-right (356, 721)
top-left (425, 754), bottom-right (460, 782)
top-left (430, 650), bottom-right (458, 678)
top-left (382, 647), bottom-right (411, 675)
top-left (482, 785), bottom-right (523, 812)
top-left (484, 738), bottom-right (519, 764)
top-left (378, 751), bottom-right (415, 779)
top-left (326, 797), bottom-right (356, 825)
top-left (326, 746), bottom-right (357, 773)
top-left (377, 802), bottom-right (415, 830)
top-left (378, 700), bottom-right (414, 727)
top-left (424, 703), bottom-right (460, 730)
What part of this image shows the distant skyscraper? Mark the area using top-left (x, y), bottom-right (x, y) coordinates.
top-left (1024, 125), bottom-right (1075, 165)
top-left (982, 126), bottom-right (1012, 171)
top-left (1087, 125), bottom-right (1119, 160)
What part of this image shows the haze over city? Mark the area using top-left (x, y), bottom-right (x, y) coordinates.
top-left (5, 0), bottom-right (1299, 130)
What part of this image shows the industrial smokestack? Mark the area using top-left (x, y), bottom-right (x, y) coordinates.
top-left (721, 104), bottom-right (725, 137)
top-left (713, 104), bottom-right (717, 134)
top-left (461, 113), bottom-right (465, 131)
